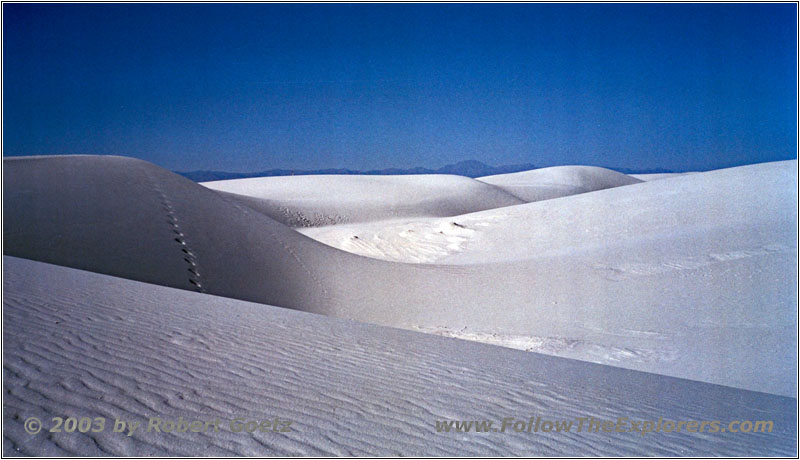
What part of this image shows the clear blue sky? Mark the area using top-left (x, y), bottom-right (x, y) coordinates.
top-left (3, 3), bottom-right (797, 172)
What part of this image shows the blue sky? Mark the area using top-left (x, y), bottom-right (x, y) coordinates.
top-left (3, 3), bottom-right (797, 172)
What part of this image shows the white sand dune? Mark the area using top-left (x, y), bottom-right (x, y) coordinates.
top-left (476, 165), bottom-right (643, 202)
top-left (201, 174), bottom-right (525, 227)
top-left (4, 256), bottom-right (796, 456)
top-left (3, 155), bottom-right (344, 314)
top-left (629, 172), bottom-right (694, 181)
top-left (300, 161), bottom-right (798, 397)
top-left (3, 156), bottom-right (797, 398)
top-left (327, 160), bottom-right (795, 266)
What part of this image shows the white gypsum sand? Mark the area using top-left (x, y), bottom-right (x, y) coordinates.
top-left (299, 161), bottom-right (798, 397)
top-left (475, 165), bottom-right (643, 202)
top-left (628, 172), bottom-right (694, 181)
top-left (201, 173), bottom-right (526, 227)
top-left (3, 156), bottom-right (797, 399)
top-left (3, 256), bottom-right (796, 456)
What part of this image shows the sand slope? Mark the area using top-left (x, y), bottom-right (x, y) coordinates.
top-left (3, 155), bottom-right (347, 314)
top-left (4, 257), bottom-right (795, 456)
top-left (476, 165), bottom-right (642, 202)
top-left (4, 156), bottom-right (796, 397)
top-left (201, 174), bottom-right (525, 227)
top-left (301, 161), bottom-right (798, 397)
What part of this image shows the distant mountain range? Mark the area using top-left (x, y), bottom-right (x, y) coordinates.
top-left (177, 160), bottom-right (675, 182)
top-left (177, 160), bottom-right (538, 182)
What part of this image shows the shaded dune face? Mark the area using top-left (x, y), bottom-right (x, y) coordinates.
top-left (2, 156), bottom-right (504, 321)
top-left (2, 156), bottom-right (522, 325)
top-left (3, 155), bottom-right (354, 314)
